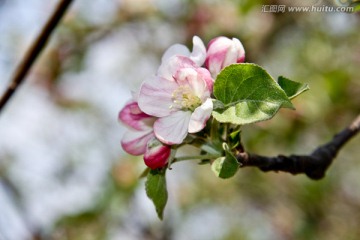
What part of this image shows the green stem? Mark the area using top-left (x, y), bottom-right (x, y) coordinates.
top-left (210, 118), bottom-right (219, 141)
top-left (223, 123), bottom-right (229, 142)
top-left (174, 154), bottom-right (221, 162)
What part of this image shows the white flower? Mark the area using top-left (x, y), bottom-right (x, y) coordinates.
top-left (138, 56), bottom-right (213, 145)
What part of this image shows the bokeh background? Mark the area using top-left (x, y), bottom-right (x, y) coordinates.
top-left (0, 0), bottom-right (359, 239)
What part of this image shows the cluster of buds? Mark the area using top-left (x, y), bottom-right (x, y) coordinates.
top-left (119, 36), bottom-right (245, 169)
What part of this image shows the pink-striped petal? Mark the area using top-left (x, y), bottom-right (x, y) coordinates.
top-left (121, 129), bottom-right (154, 155)
top-left (144, 137), bottom-right (171, 169)
top-left (205, 48), bottom-right (228, 78)
top-left (222, 38), bottom-right (245, 66)
top-left (188, 98), bottom-right (213, 133)
top-left (195, 68), bottom-right (214, 95)
top-left (157, 56), bottom-right (198, 80)
top-left (205, 37), bottom-right (229, 77)
top-left (175, 68), bottom-right (207, 98)
top-left (138, 76), bottom-right (178, 117)
top-left (233, 38), bottom-right (245, 63)
top-left (189, 36), bottom-right (206, 67)
top-left (153, 111), bottom-right (192, 145)
top-left (118, 101), bottom-right (154, 131)
top-left (205, 36), bottom-right (246, 78)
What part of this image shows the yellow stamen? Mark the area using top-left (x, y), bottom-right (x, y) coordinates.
top-left (171, 86), bottom-right (202, 111)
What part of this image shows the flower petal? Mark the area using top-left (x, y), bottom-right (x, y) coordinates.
top-left (144, 137), bottom-right (171, 169)
top-left (174, 67), bottom-right (211, 100)
top-left (189, 36), bottom-right (206, 67)
top-left (119, 101), bottom-right (154, 131)
top-left (161, 44), bottom-right (190, 63)
top-left (157, 56), bottom-right (197, 80)
top-left (205, 36), bottom-right (245, 78)
top-left (138, 76), bottom-right (178, 117)
top-left (205, 37), bottom-right (229, 77)
top-left (233, 38), bottom-right (245, 63)
top-left (154, 111), bottom-right (192, 145)
top-left (195, 68), bottom-right (214, 95)
top-left (188, 98), bottom-right (213, 133)
top-left (121, 130), bottom-right (154, 155)
top-left (223, 38), bottom-right (245, 67)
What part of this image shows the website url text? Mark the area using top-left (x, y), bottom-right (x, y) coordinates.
top-left (262, 5), bottom-right (354, 13)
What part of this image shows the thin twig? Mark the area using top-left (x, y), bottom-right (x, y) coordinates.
top-left (0, 0), bottom-right (74, 113)
top-left (237, 114), bottom-right (360, 180)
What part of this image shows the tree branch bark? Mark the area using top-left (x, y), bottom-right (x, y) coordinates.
top-left (237, 114), bottom-right (360, 180)
top-left (0, 0), bottom-right (74, 113)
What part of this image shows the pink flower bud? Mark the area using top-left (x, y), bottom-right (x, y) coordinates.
top-left (144, 137), bottom-right (171, 169)
top-left (119, 101), bottom-right (156, 155)
top-left (205, 36), bottom-right (245, 78)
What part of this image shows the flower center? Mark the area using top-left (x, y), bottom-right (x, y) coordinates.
top-left (170, 86), bottom-right (202, 111)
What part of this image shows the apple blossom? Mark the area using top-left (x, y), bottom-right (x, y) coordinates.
top-left (119, 101), bottom-right (171, 169)
top-left (138, 56), bottom-right (214, 145)
top-left (205, 36), bottom-right (245, 78)
top-left (117, 35), bottom-right (311, 220)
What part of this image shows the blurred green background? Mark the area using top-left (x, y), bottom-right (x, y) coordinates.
top-left (0, 0), bottom-right (359, 239)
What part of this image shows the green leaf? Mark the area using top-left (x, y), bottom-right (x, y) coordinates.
top-left (212, 99), bottom-right (225, 110)
top-left (229, 129), bottom-right (241, 149)
top-left (211, 144), bottom-right (239, 179)
top-left (212, 63), bottom-right (293, 125)
top-left (145, 169), bottom-right (168, 220)
top-left (278, 76), bottom-right (309, 100)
